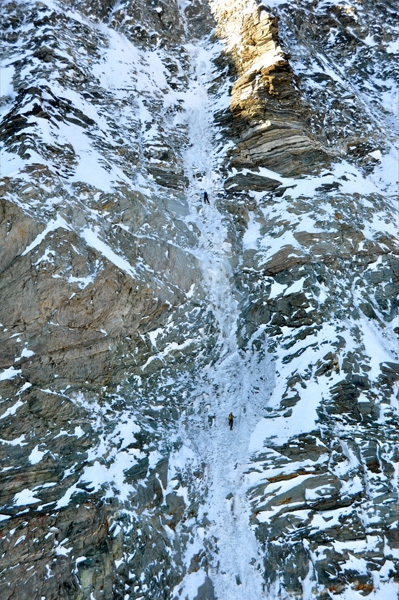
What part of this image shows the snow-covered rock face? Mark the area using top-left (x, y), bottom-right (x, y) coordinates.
top-left (0, 1), bottom-right (398, 599)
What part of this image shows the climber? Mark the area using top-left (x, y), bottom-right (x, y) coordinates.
top-left (203, 190), bottom-right (210, 204)
top-left (228, 412), bottom-right (234, 430)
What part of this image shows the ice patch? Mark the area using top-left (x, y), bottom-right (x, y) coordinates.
top-left (0, 367), bottom-right (21, 382)
top-left (13, 488), bottom-right (40, 506)
top-left (29, 445), bottom-right (46, 465)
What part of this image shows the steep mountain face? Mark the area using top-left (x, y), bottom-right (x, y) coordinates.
top-left (0, 1), bottom-right (398, 599)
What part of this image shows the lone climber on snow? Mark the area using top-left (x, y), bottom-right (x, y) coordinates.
top-left (203, 190), bottom-right (210, 204)
top-left (228, 412), bottom-right (234, 430)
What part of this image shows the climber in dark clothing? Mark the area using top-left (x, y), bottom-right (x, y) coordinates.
top-left (228, 412), bottom-right (234, 430)
top-left (203, 191), bottom-right (210, 204)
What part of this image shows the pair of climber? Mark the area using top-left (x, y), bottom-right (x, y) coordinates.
top-left (228, 412), bottom-right (234, 430)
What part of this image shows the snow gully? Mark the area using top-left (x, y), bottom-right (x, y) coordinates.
top-left (176, 33), bottom-right (272, 600)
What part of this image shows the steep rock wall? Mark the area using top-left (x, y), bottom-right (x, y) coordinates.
top-left (0, 0), bottom-right (398, 599)
top-left (209, 0), bottom-right (330, 176)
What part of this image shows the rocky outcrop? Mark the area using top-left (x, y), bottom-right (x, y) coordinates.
top-left (210, 0), bottom-right (330, 176)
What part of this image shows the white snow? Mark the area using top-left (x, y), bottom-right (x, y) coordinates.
top-left (173, 570), bottom-right (207, 600)
top-left (175, 31), bottom-right (271, 600)
top-left (55, 541), bottom-right (72, 556)
top-left (0, 64), bottom-right (15, 98)
top-left (29, 445), bottom-right (46, 465)
top-left (0, 399), bottom-right (23, 420)
top-left (1, 2), bottom-right (397, 598)
top-left (0, 366), bottom-right (21, 382)
top-left (21, 215), bottom-right (71, 256)
top-left (242, 212), bottom-right (261, 250)
top-left (0, 434), bottom-right (27, 446)
top-left (20, 347), bottom-right (35, 358)
top-left (13, 488), bottom-right (40, 506)
top-left (369, 149), bottom-right (382, 160)
top-left (358, 317), bottom-right (396, 379)
top-left (81, 227), bottom-right (136, 277)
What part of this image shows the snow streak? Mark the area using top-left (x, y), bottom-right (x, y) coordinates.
top-left (177, 35), bottom-right (273, 600)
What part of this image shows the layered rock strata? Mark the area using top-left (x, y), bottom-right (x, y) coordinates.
top-left (210, 0), bottom-right (330, 176)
